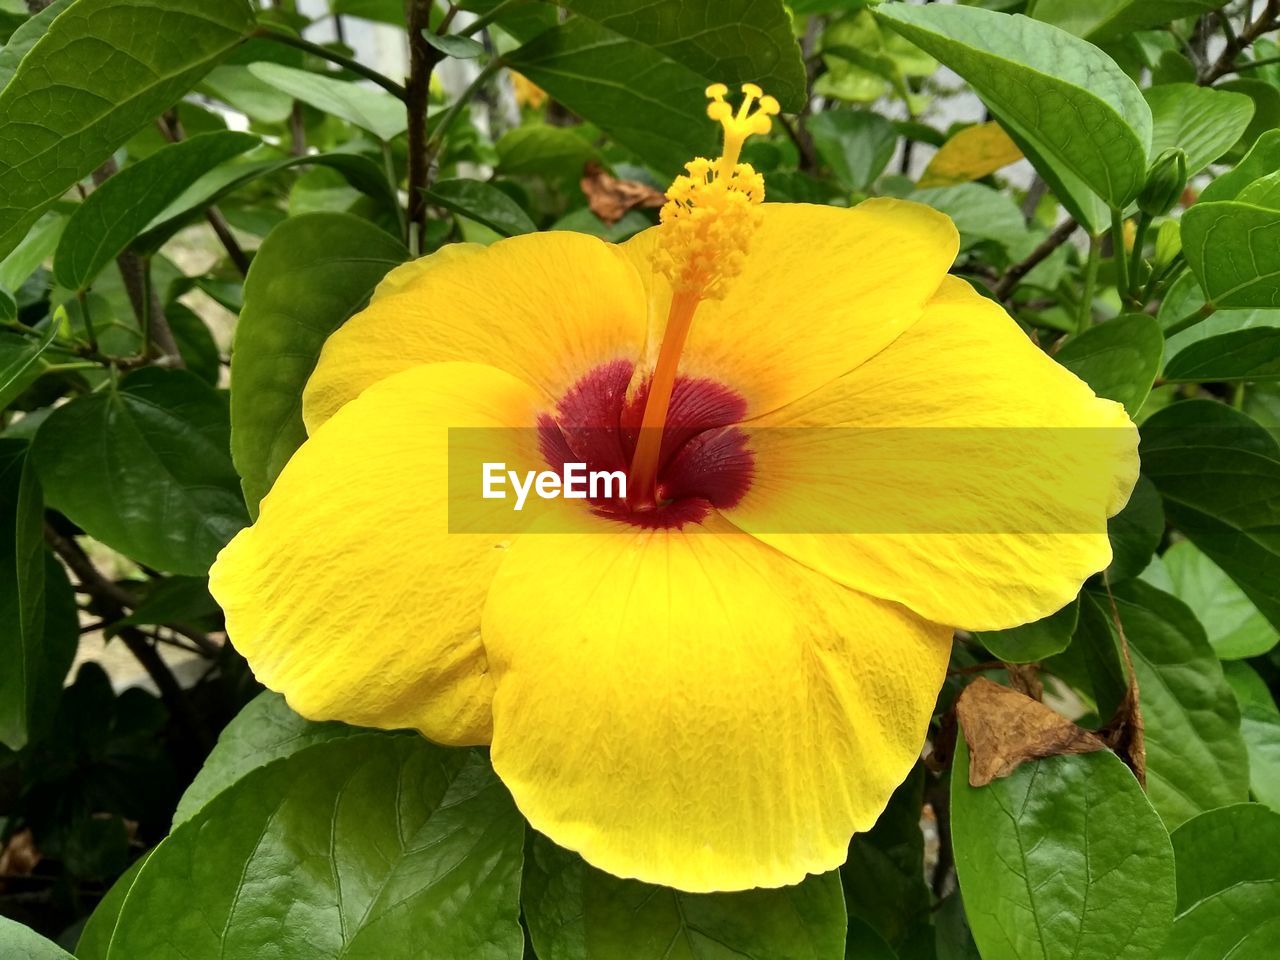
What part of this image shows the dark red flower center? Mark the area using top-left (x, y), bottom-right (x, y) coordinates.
top-left (537, 359), bottom-right (754, 529)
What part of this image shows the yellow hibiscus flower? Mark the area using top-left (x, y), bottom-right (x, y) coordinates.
top-left (210, 84), bottom-right (1138, 893)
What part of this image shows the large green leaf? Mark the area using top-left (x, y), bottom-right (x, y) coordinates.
top-left (32, 368), bottom-right (247, 575)
top-left (173, 692), bottom-right (357, 826)
top-left (0, 916), bottom-right (73, 960)
top-left (231, 213), bottom-right (407, 514)
top-left (1164, 327), bottom-right (1280, 383)
top-left (0, 442), bottom-right (75, 750)
top-left (1241, 704), bottom-right (1280, 811)
top-left (951, 736), bottom-right (1175, 960)
top-left (76, 855), bottom-right (151, 960)
top-left (805, 109), bottom-right (897, 191)
top-left (1030, 0), bottom-right (1228, 43)
top-left (105, 735), bottom-right (525, 959)
top-left (1089, 581), bottom-right (1249, 827)
top-left (426, 178), bottom-right (538, 237)
top-left (1157, 540), bottom-right (1279, 659)
top-left (1144, 83), bottom-right (1254, 175)
top-left (53, 131), bottom-right (258, 291)
top-left (877, 4), bottom-right (1151, 230)
top-left (1056, 313), bottom-right (1164, 416)
top-left (0, 0), bottom-right (254, 260)
top-left (247, 62), bottom-right (408, 141)
top-left (0, 321), bottom-right (59, 411)
top-left (1182, 202), bottom-right (1280, 309)
top-left (522, 833), bottom-right (846, 960)
top-left (135, 151), bottom-right (397, 253)
top-left (1158, 881), bottom-right (1280, 959)
top-left (1140, 400), bottom-right (1280, 631)
top-left (975, 599), bottom-right (1079, 664)
top-left (506, 17), bottom-right (717, 173)
top-left (0, 0), bottom-right (76, 90)
top-left (553, 0), bottom-right (806, 112)
top-left (1106, 474), bottom-right (1164, 583)
top-left (1201, 129), bottom-right (1280, 202)
top-left (1170, 803), bottom-right (1280, 913)
top-left (910, 182), bottom-right (1034, 257)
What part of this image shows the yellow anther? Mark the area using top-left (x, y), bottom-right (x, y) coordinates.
top-left (656, 83), bottom-right (778, 300)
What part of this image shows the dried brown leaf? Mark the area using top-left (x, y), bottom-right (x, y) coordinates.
top-left (957, 677), bottom-right (1106, 786)
top-left (580, 161), bottom-right (665, 225)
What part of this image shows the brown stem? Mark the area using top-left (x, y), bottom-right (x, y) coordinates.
top-left (44, 524), bottom-right (213, 749)
top-left (993, 217), bottom-right (1078, 300)
top-left (158, 113), bottom-right (249, 279)
top-left (406, 0), bottom-right (445, 250)
top-left (43, 523), bottom-right (218, 657)
top-left (1200, 0), bottom-right (1280, 83)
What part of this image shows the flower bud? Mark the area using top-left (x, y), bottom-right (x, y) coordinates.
top-left (1153, 219), bottom-right (1182, 270)
top-left (1138, 148), bottom-right (1188, 217)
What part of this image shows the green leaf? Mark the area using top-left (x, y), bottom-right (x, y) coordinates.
top-left (1140, 400), bottom-right (1280, 632)
top-left (174, 692), bottom-right (357, 826)
top-left (106, 735), bottom-right (525, 960)
top-left (0, 0), bottom-right (254, 261)
top-left (1029, 0), bottom-right (1228, 43)
top-left (1201, 129), bottom-right (1280, 202)
top-left (522, 833), bottom-right (847, 960)
top-left (1241, 703), bottom-right (1280, 811)
top-left (1158, 880), bottom-right (1280, 959)
top-left (0, 321), bottom-right (59, 411)
top-left (0, 210), bottom-right (66, 293)
top-left (0, 916), bottom-right (73, 960)
top-left (247, 62), bottom-right (408, 141)
top-left (805, 109), bottom-right (897, 192)
top-left (1164, 327), bottom-right (1280, 383)
top-left (0, 0), bottom-right (75, 90)
top-left (976, 599), bottom-right (1079, 663)
top-left (135, 151), bottom-right (397, 253)
top-left (53, 131), bottom-right (258, 291)
top-left (1236, 170), bottom-right (1280, 210)
top-left (1089, 580), bottom-right (1250, 827)
top-left (1106, 474), bottom-right (1164, 582)
top-left (1144, 83), bottom-right (1254, 175)
top-left (951, 735), bottom-right (1176, 960)
top-left (1159, 540), bottom-right (1279, 658)
top-left (231, 212), bottom-right (407, 513)
top-left (198, 64), bottom-right (295, 123)
top-left (841, 764), bottom-right (930, 948)
top-left (104, 574), bottom-right (217, 638)
top-left (1056, 313), bottom-right (1164, 416)
top-left (1170, 803), bottom-right (1280, 913)
top-left (426, 178), bottom-right (538, 236)
top-left (422, 30), bottom-right (485, 59)
top-left (76, 855), bottom-right (151, 960)
top-left (877, 4), bottom-right (1151, 230)
top-left (1182, 201), bottom-right (1280, 309)
top-left (1222, 661), bottom-right (1277, 714)
top-left (553, 0), bottom-right (806, 112)
top-left (0, 442), bottom-right (74, 750)
top-left (31, 368), bottom-right (247, 575)
top-left (496, 124), bottom-right (597, 177)
top-left (909, 183), bottom-right (1035, 257)
top-left (506, 17), bottom-right (717, 174)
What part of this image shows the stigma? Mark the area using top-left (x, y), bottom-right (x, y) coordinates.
top-left (655, 83), bottom-right (779, 299)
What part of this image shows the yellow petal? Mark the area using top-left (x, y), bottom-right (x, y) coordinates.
top-left (919, 121), bottom-right (1023, 187)
top-left (620, 199), bottom-right (959, 416)
top-left (302, 232), bottom-right (648, 432)
top-left (483, 512), bottom-right (951, 892)
top-left (726, 277), bottom-right (1139, 631)
top-left (211, 362), bottom-right (545, 745)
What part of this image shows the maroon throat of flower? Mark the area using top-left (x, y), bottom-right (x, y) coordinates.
top-left (537, 360), bottom-right (754, 529)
